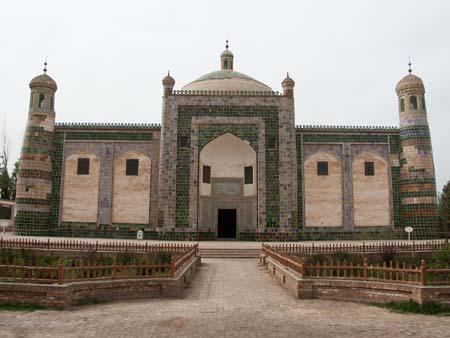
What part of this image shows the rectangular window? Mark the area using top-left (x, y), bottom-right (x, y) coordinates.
top-left (267, 136), bottom-right (276, 149)
top-left (203, 165), bottom-right (211, 184)
top-left (317, 161), bottom-right (328, 176)
top-left (0, 207), bottom-right (12, 220)
top-left (180, 136), bottom-right (189, 147)
top-left (244, 166), bottom-right (253, 184)
top-left (365, 161), bottom-right (375, 176)
top-left (77, 158), bottom-right (90, 175)
top-left (126, 159), bottom-right (139, 176)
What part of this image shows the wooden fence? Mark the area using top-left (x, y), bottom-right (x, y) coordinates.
top-left (265, 240), bottom-right (447, 255)
top-left (0, 237), bottom-right (197, 254)
top-left (262, 245), bottom-right (450, 286)
top-left (0, 244), bottom-right (198, 284)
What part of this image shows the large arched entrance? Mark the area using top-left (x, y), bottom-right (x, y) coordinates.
top-left (198, 133), bottom-right (257, 239)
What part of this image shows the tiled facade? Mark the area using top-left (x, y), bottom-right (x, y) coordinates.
top-left (13, 49), bottom-right (439, 240)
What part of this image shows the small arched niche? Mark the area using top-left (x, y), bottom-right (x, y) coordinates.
top-left (199, 133), bottom-right (257, 197)
top-left (38, 93), bottom-right (45, 109)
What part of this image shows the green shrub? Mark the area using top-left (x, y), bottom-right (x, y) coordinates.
top-left (0, 302), bottom-right (46, 312)
top-left (72, 297), bottom-right (106, 306)
top-left (373, 300), bottom-right (449, 315)
top-left (431, 244), bottom-right (450, 268)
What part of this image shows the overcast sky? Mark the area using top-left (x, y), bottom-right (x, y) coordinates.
top-left (1, 0), bottom-right (449, 190)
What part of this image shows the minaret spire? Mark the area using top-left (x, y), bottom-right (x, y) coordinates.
top-left (220, 39), bottom-right (234, 70)
top-left (43, 57), bottom-right (48, 74)
top-left (408, 58), bottom-right (412, 74)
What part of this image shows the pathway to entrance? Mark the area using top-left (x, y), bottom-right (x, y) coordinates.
top-left (1, 258), bottom-right (449, 337)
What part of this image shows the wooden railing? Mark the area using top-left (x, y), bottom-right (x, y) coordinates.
top-left (264, 240), bottom-right (447, 255)
top-left (0, 237), bottom-right (196, 254)
top-left (0, 244), bottom-right (199, 284)
top-left (262, 245), bottom-right (450, 286)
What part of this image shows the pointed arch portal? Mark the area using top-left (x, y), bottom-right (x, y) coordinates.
top-left (198, 133), bottom-right (257, 238)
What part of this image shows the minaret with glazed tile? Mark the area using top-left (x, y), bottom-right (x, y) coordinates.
top-left (395, 63), bottom-right (439, 238)
top-left (14, 62), bottom-right (57, 235)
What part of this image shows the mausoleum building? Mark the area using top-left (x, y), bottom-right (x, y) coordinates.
top-left (13, 44), bottom-right (439, 240)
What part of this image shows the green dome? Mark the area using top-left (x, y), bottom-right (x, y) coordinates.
top-left (182, 70), bottom-right (272, 92)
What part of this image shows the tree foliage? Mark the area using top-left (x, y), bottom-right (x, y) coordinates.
top-left (0, 120), bottom-right (17, 200)
top-left (438, 181), bottom-right (450, 235)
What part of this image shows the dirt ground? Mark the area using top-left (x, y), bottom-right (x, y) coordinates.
top-left (0, 258), bottom-right (449, 338)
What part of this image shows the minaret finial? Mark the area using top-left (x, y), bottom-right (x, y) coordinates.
top-left (225, 39), bottom-right (229, 50)
top-left (168, 70), bottom-right (170, 76)
top-left (287, 72), bottom-right (290, 78)
top-left (408, 58), bottom-right (412, 74)
top-left (43, 57), bottom-right (48, 74)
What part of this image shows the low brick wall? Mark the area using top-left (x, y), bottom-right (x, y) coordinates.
top-left (263, 256), bottom-right (450, 307)
top-left (0, 256), bottom-right (200, 308)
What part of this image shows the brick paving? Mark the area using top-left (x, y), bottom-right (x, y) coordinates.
top-left (1, 258), bottom-right (449, 338)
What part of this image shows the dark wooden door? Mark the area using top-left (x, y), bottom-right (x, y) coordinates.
top-left (217, 209), bottom-right (237, 238)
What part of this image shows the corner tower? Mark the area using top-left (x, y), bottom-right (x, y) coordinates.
top-left (395, 64), bottom-right (439, 238)
top-left (14, 63), bottom-right (57, 235)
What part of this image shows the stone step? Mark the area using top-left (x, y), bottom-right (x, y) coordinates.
top-left (199, 248), bottom-right (260, 258)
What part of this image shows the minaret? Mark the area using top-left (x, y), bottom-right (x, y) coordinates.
top-left (220, 40), bottom-right (234, 70)
top-left (158, 71), bottom-right (176, 228)
top-left (282, 72), bottom-right (295, 98)
top-left (395, 62), bottom-right (439, 238)
top-left (162, 71), bottom-right (175, 97)
top-left (14, 62), bottom-right (57, 235)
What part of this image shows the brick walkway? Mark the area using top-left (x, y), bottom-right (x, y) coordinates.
top-left (1, 258), bottom-right (449, 338)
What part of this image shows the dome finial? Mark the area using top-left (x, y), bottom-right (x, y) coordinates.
top-left (408, 57), bottom-right (412, 74)
top-left (43, 57), bottom-right (48, 74)
top-left (225, 39), bottom-right (229, 50)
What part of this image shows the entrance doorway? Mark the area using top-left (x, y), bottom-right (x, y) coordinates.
top-left (217, 209), bottom-right (237, 239)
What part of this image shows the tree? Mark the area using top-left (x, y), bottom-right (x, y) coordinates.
top-left (438, 181), bottom-right (450, 236)
top-left (9, 161), bottom-right (19, 200)
top-left (0, 166), bottom-right (10, 200)
top-left (0, 119), bottom-right (12, 200)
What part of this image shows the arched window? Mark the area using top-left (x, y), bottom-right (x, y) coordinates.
top-left (400, 98), bottom-right (405, 112)
top-left (410, 95), bottom-right (418, 110)
top-left (50, 96), bottom-right (54, 110)
top-left (38, 94), bottom-right (45, 109)
top-left (422, 96), bottom-right (426, 110)
top-left (224, 59), bottom-right (228, 69)
top-left (29, 93), bottom-right (33, 109)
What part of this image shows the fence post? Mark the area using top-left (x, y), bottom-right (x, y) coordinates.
top-left (363, 258), bottom-right (368, 281)
top-left (58, 259), bottom-right (64, 285)
top-left (171, 257), bottom-right (175, 278)
top-left (300, 258), bottom-right (305, 278)
top-left (47, 238), bottom-right (50, 251)
top-left (420, 259), bottom-right (426, 286)
top-left (12, 257), bottom-right (16, 280)
top-left (112, 257), bottom-right (116, 280)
